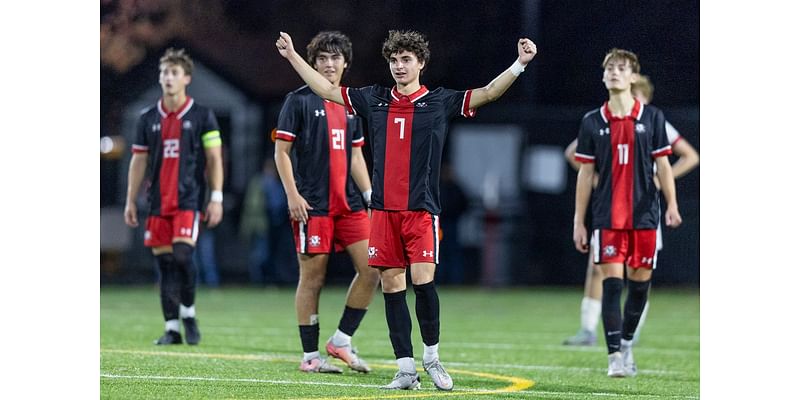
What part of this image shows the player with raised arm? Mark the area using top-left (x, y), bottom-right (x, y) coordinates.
top-left (124, 48), bottom-right (223, 346)
top-left (562, 74), bottom-right (699, 347)
top-left (573, 49), bottom-right (681, 377)
top-left (277, 30), bottom-right (536, 390)
top-left (273, 31), bottom-right (379, 374)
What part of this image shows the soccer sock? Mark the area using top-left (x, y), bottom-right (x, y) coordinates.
top-left (299, 324), bottom-right (320, 354)
top-left (581, 296), bottom-right (602, 334)
top-left (157, 253), bottom-right (180, 322)
top-left (633, 301), bottom-right (650, 341)
top-left (601, 277), bottom-right (624, 354)
top-left (423, 343), bottom-right (439, 364)
top-left (412, 281), bottom-right (440, 346)
top-left (622, 280), bottom-right (651, 341)
top-left (397, 357), bottom-right (417, 374)
top-left (337, 306), bottom-right (368, 337)
top-left (302, 351), bottom-right (320, 362)
top-left (384, 290), bottom-right (413, 359)
top-left (179, 304), bottom-right (196, 319)
top-left (172, 242), bottom-right (197, 308)
top-left (165, 319), bottom-right (180, 333)
top-left (331, 329), bottom-right (352, 347)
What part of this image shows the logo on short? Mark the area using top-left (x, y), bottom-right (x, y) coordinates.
top-left (182, 120), bottom-right (192, 130)
top-left (144, 230), bottom-right (151, 240)
top-left (309, 235), bottom-right (321, 247)
top-left (635, 123), bottom-right (645, 133)
top-left (368, 246), bottom-right (378, 259)
top-left (598, 127), bottom-right (610, 136)
top-left (603, 245), bottom-right (617, 257)
top-left (640, 257), bottom-right (653, 264)
top-left (314, 109), bottom-right (326, 117)
top-left (180, 227), bottom-right (192, 236)
top-left (422, 250), bottom-right (434, 257)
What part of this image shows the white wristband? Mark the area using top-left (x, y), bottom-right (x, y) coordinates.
top-left (509, 59), bottom-right (526, 77)
top-left (210, 190), bottom-right (223, 203)
top-left (362, 189), bottom-right (372, 206)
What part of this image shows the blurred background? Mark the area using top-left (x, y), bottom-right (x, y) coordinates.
top-left (99, 0), bottom-right (699, 288)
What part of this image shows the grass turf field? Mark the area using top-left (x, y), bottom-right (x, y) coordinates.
top-left (101, 286), bottom-right (699, 399)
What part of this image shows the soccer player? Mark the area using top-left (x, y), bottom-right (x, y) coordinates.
top-left (124, 48), bottom-right (224, 346)
top-left (276, 29), bottom-right (537, 390)
top-left (573, 49), bottom-right (682, 377)
top-left (562, 74), bottom-right (699, 347)
top-left (273, 31), bottom-right (380, 374)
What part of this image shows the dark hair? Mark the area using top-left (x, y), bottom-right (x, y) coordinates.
top-left (602, 48), bottom-right (640, 74)
top-left (381, 30), bottom-right (430, 68)
top-left (306, 31), bottom-right (353, 70)
top-left (159, 48), bottom-right (194, 75)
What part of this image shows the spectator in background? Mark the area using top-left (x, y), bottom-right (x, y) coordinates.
top-left (263, 160), bottom-right (299, 285)
top-left (241, 159), bottom-right (271, 285)
top-left (194, 229), bottom-right (220, 287)
top-left (436, 163), bottom-right (468, 285)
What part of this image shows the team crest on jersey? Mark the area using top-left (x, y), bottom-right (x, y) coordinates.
top-left (309, 235), bottom-right (321, 247)
top-left (183, 120), bottom-right (193, 130)
top-left (603, 245), bottom-right (617, 257)
top-left (368, 246), bottom-right (378, 259)
top-left (151, 123), bottom-right (161, 132)
top-left (598, 127), bottom-right (610, 136)
top-left (635, 123), bottom-right (645, 133)
top-left (314, 109), bottom-right (326, 117)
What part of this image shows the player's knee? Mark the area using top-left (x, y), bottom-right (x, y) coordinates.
top-left (172, 242), bottom-right (195, 266)
top-left (627, 279), bottom-right (650, 297)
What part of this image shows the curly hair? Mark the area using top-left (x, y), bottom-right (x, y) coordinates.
top-left (602, 48), bottom-right (640, 74)
top-left (381, 30), bottom-right (430, 68)
top-left (159, 48), bottom-right (194, 75)
top-left (306, 31), bottom-right (353, 70)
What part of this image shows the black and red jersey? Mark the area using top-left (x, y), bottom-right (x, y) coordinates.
top-left (341, 85), bottom-right (475, 214)
top-left (276, 86), bottom-right (366, 216)
top-left (132, 97), bottom-right (221, 216)
top-left (575, 100), bottom-right (672, 230)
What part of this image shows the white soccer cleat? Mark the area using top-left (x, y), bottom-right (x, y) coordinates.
top-left (607, 352), bottom-right (625, 377)
top-left (423, 359), bottom-right (454, 391)
top-left (381, 370), bottom-right (421, 390)
top-left (620, 340), bottom-right (638, 377)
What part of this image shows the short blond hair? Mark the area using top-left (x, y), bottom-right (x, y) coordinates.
top-left (632, 74), bottom-right (653, 102)
top-left (602, 48), bottom-right (640, 74)
top-left (159, 48), bottom-right (194, 75)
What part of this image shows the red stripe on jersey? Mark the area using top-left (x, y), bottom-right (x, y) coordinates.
top-left (159, 113), bottom-right (181, 215)
top-left (610, 118), bottom-right (634, 229)
top-left (324, 101), bottom-right (351, 215)
top-left (275, 130), bottom-right (295, 142)
top-left (383, 96), bottom-right (415, 210)
top-left (462, 90), bottom-right (476, 117)
top-left (341, 87), bottom-right (355, 115)
top-left (574, 154), bottom-right (594, 163)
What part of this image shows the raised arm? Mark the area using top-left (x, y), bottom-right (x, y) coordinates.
top-left (276, 32), bottom-right (345, 105)
top-left (467, 38), bottom-right (537, 109)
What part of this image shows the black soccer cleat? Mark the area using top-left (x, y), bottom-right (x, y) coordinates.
top-left (154, 330), bottom-right (182, 345)
top-left (182, 317), bottom-right (201, 345)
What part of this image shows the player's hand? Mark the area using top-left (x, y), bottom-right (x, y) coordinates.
top-left (517, 38), bottom-right (537, 65)
top-left (665, 206), bottom-right (682, 228)
top-left (287, 193), bottom-right (313, 223)
top-left (573, 223), bottom-right (589, 253)
top-left (276, 32), bottom-right (296, 59)
top-left (205, 201), bottom-right (223, 228)
top-left (124, 202), bottom-right (138, 227)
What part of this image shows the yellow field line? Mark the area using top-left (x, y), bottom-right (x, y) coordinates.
top-left (101, 348), bottom-right (535, 399)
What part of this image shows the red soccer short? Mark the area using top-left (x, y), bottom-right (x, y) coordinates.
top-left (144, 210), bottom-right (201, 247)
top-left (368, 210), bottom-right (439, 268)
top-left (291, 210), bottom-right (370, 254)
top-left (591, 228), bottom-right (658, 269)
